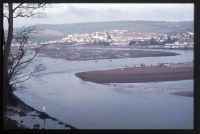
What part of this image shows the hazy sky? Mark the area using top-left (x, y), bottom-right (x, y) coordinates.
top-left (4, 3), bottom-right (194, 28)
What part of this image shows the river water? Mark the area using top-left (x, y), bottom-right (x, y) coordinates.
top-left (14, 48), bottom-right (193, 129)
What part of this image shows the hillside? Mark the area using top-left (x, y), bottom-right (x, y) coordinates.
top-left (34, 20), bottom-right (193, 35)
top-left (13, 20), bottom-right (193, 43)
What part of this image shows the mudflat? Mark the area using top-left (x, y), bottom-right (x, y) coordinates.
top-left (38, 46), bottom-right (180, 61)
top-left (75, 63), bottom-right (193, 84)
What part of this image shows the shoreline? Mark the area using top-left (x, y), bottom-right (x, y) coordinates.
top-left (75, 63), bottom-right (193, 84)
top-left (5, 92), bottom-right (76, 129)
top-left (42, 44), bottom-right (194, 50)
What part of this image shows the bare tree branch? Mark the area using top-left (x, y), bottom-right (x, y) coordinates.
top-left (13, 3), bottom-right (24, 12)
top-left (3, 2), bottom-right (50, 122)
top-left (13, 3), bottom-right (47, 18)
top-left (10, 75), bottom-right (31, 85)
top-left (8, 27), bottom-right (45, 84)
top-left (8, 47), bottom-right (25, 79)
top-left (3, 13), bottom-right (9, 20)
top-left (8, 27), bottom-right (34, 80)
top-left (8, 50), bottom-right (15, 74)
top-left (10, 62), bottom-right (47, 85)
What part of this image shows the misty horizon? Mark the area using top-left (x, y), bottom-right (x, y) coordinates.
top-left (12, 20), bottom-right (194, 29)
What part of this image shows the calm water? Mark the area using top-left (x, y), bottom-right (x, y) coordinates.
top-left (14, 49), bottom-right (193, 129)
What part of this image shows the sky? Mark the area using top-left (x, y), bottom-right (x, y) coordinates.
top-left (4, 3), bottom-right (194, 28)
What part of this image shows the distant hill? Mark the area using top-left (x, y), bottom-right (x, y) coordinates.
top-left (34, 20), bottom-right (193, 35)
top-left (13, 20), bottom-right (193, 42)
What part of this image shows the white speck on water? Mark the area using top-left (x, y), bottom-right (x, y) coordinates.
top-left (42, 106), bottom-right (46, 113)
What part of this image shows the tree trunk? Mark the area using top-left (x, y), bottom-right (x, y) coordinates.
top-left (3, 3), bottom-right (13, 126)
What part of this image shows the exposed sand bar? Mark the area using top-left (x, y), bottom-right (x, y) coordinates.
top-left (75, 63), bottom-right (193, 84)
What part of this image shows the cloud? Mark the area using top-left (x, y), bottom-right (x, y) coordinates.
top-left (66, 5), bottom-right (98, 17)
top-left (5, 3), bottom-right (194, 28)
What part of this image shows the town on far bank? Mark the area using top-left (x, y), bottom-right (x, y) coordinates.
top-left (32, 29), bottom-right (194, 49)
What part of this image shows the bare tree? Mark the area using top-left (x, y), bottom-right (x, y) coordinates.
top-left (9, 27), bottom-right (47, 85)
top-left (3, 3), bottom-right (49, 124)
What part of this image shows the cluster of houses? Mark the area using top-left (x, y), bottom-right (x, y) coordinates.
top-left (24, 29), bottom-right (193, 49)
